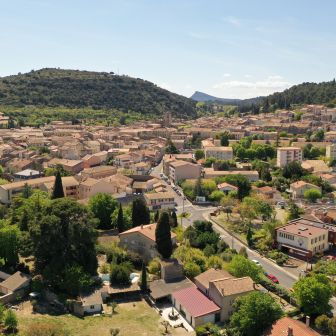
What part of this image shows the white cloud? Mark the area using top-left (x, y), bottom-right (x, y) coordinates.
top-left (244, 74), bottom-right (252, 78)
top-left (223, 73), bottom-right (231, 77)
top-left (212, 76), bottom-right (292, 98)
top-left (223, 16), bottom-right (241, 27)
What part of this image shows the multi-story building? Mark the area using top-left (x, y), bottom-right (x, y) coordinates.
top-left (168, 161), bottom-right (202, 183)
top-left (276, 220), bottom-right (329, 259)
top-left (326, 144), bottom-right (336, 161)
top-left (144, 191), bottom-right (175, 211)
top-left (276, 147), bottom-right (302, 167)
top-left (204, 147), bottom-right (233, 161)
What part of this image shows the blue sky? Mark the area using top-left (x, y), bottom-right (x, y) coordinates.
top-left (1, 0), bottom-right (335, 98)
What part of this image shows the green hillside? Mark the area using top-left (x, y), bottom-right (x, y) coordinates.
top-left (0, 68), bottom-right (196, 117)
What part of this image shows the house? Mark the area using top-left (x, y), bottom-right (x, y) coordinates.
top-left (194, 268), bottom-right (232, 295)
top-left (119, 223), bottom-right (177, 262)
top-left (203, 168), bottom-right (259, 182)
top-left (252, 186), bottom-right (283, 204)
top-left (172, 286), bottom-right (221, 328)
top-left (263, 316), bottom-right (320, 336)
top-left (276, 221), bottom-right (329, 259)
top-left (0, 271), bottom-right (31, 303)
top-left (44, 158), bottom-right (84, 174)
top-left (14, 169), bottom-right (42, 180)
top-left (168, 160), bottom-right (202, 183)
top-left (217, 182), bottom-right (238, 194)
top-left (72, 291), bottom-right (103, 317)
top-left (276, 147), bottom-right (302, 168)
top-left (144, 191), bottom-right (175, 211)
top-left (204, 146), bottom-right (233, 161)
top-left (42, 176), bottom-right (80, 199)
top-left (326, 143), bottom-right (336, 160)
top-left (81, 165), bottom-right (117, 179)
top-left (301, 160), bottom-right (331, 174)
top-left (0, 176), bottom-right (55, 204)
top-left (289, 181), bottom-right (321, 199)
top-left (207, 276), bottom-right (256, 321)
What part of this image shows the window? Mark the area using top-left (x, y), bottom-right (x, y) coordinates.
top-left (90, 305), bottom-right (95, 309)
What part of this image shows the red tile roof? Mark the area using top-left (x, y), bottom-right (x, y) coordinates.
top-left (172, 286), bottom-right (220, 317)
top-left (264, 317), bottom-right (320, 336)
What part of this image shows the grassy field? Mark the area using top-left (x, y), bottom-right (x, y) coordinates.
top-left (17, 300), bottom-right (191, 336)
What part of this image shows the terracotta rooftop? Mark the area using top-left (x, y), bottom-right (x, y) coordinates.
top-left (194, 268), bottom-right (232, 290)
top-left (172, 286), bottom-right (220, 317)
top-left (211, 276), bottom-right (255, 296)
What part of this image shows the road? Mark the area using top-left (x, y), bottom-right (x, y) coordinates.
top-left (150, 161), bottom-right (336, 312)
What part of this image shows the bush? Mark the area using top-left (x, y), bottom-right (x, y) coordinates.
top-left (184, 261), bottom-right (201, 278)
top-left (195, 322), bottom-right (221, 336)
top-left (315, 314), bottom-right (330, 334)
top-left (203, 244), bottom-right (216, 257)
top-left (110, 262), bottom-right (131, 286)
top-left (148, 258), bottom-right (161, 275)
top-left (267, 250), bottom-right (289, 265)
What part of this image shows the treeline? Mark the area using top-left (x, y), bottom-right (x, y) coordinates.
top-left (0, 68), bottom-right (196, 117)
top-left (264, 80), bottom-right (336, 110)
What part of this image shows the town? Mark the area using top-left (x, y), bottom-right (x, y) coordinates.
top-left (0, 103), bottom-right (334, 335)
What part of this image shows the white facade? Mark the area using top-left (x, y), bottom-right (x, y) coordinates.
top-left (276, 147), bottom-right (302, 167)
top-left (204, 147), bottom-right (233, 161)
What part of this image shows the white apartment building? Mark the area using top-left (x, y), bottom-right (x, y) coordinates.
top-left (276, 147), bottom-right (302, 168)
top-left (326, 144), bottom-right (336, 160)
top-left (276, 221), bottom-right (329, 259)
top-left (204, 146), bottom-right (233, 161)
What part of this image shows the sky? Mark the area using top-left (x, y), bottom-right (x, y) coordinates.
top-left (1, 0), bottom-right (336, 99)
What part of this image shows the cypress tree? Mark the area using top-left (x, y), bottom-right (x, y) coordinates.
top-left (22, 183), bottom-right (32, 199)
top-left (170, 211), bottom-right (178, 228)
top-left (155, 211), bottom-right (173, 259)
top-left (132, 198), bottom-right (150, 227)
top-left (246, 226), bottom-right (253, 247)
top-left (51, 170), bottom-right (65, 199)
top-left (116, 203), bottom-right (124, 233)
top-left (154, 210), bottom-right (160, 222)
top-left (140, 262), bottom-right (147, 292)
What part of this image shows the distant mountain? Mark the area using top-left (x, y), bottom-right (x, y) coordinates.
top-left (0, 68), bottom-right (196, 117)
top-left (190, 91), bottom-right (241, 104)
top-left (264, 80), bottom-right (336, 108)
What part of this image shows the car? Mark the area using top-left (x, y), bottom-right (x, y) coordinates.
top-left (266, 273), bottom-right (279, 283)
top-left (324, 255), bottom-right (336, 261)
top-left (251, 259), bottom-right (261, 266)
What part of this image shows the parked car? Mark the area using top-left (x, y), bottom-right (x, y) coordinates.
top-left (251, 259), bottom-right (261, 266)
top-left (265, 273), bottom-right (279, 283)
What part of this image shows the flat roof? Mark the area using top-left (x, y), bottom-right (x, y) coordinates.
top-left (277, 221), bottom-right (328, 238)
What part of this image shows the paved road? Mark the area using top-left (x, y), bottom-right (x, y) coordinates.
top-left (150, 160), bottom-right (336, 312)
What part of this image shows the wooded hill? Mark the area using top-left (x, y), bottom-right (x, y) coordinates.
top-left (265, 80), bottom-right (336, 108)
top-left (0, 68), bottom-right (196, 117)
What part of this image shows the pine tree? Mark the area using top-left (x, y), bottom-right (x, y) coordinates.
top-left (51, 170), bottom-right (65, 199)
top-left (19, 208), bottom-right (29, 231)
top-left (170, 211), bottom-right (178, 228)
top-left (116, 203), bottom-right (124, 233)
top-left (132, 198), bottom-right (150, 227)
top-left (193, 177), bottom-right (204, 198)
top-left (140, 262), bottom-right (148, 292)
top-left (155, 211), bottom-right (173, 259)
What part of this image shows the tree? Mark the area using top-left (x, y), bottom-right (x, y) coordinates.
top-left (170, 210), bottom-right (178, 228)
top-left (140, 262), bottom-right (147, 292)
top-left (287, 201), bottom-right (303, 220)
top-left (228, 255), bottom-right (261, 282)
top-left (109, 301), bottom-right (118, 314)
top-left (110, 328), bottom-right (120, 336)
top-left (224, 174), bottom-right (251, 200)
top-left (30, 198), bottom-right (98, 286)
top-left (315, 315), bottom-right (330, 334)
top-left (22, 183), bottom-right (33, 198)
top-left (239, 247), bottom-right (248, 258)
top-left (246, 226), bottom-right (253, 247)
top-left (165, 139), bottom-right (179, 154)
top-left (110, 263), bottom-right (131, 286)
top-left (304, 188), bottom-right (322, 203)
top-left (89, 193), bottom-right (118, 230)
top-left (161, 320), bottom-right (170, 334)
top-left (60, 265), bottom-right (94, 296)
top-left (116, 203), bottom-right (124, 233)
top-left (282, 161), bottom-right (306, 179)
top-left (193, 177), bottom-right (204, 198)
top-left (293, 274), bottom-right (332, 316)
top-left (195, 149), bottom-right (205, 161)
top-left (154, 210), bottom-right (160, 222)
top-left (4, 309), bottom-right (18, 332)
top-left (229, 291), bottom-right (283, 336)
top-left (132, 198), bottom-right (150, 227)
top-left (51, 170), bottom-right (64, 199)
top-left (220, 132), bottom-right (230, 146)
top-left (0, 223), bottom-right (20, 267)
top-left (155, 211), bottom-right (173, 259)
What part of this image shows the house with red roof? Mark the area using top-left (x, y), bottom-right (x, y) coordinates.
top-left (172, 285), bottom-right (221, 328)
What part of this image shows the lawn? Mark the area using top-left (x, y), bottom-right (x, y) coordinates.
top-left (18, 300), bottom-right (192, 336)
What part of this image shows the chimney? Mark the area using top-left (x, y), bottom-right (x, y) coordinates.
top-left (306, 316), bottom-right (310, 327)
top-left (287, 327), bottom-right (293, 336)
